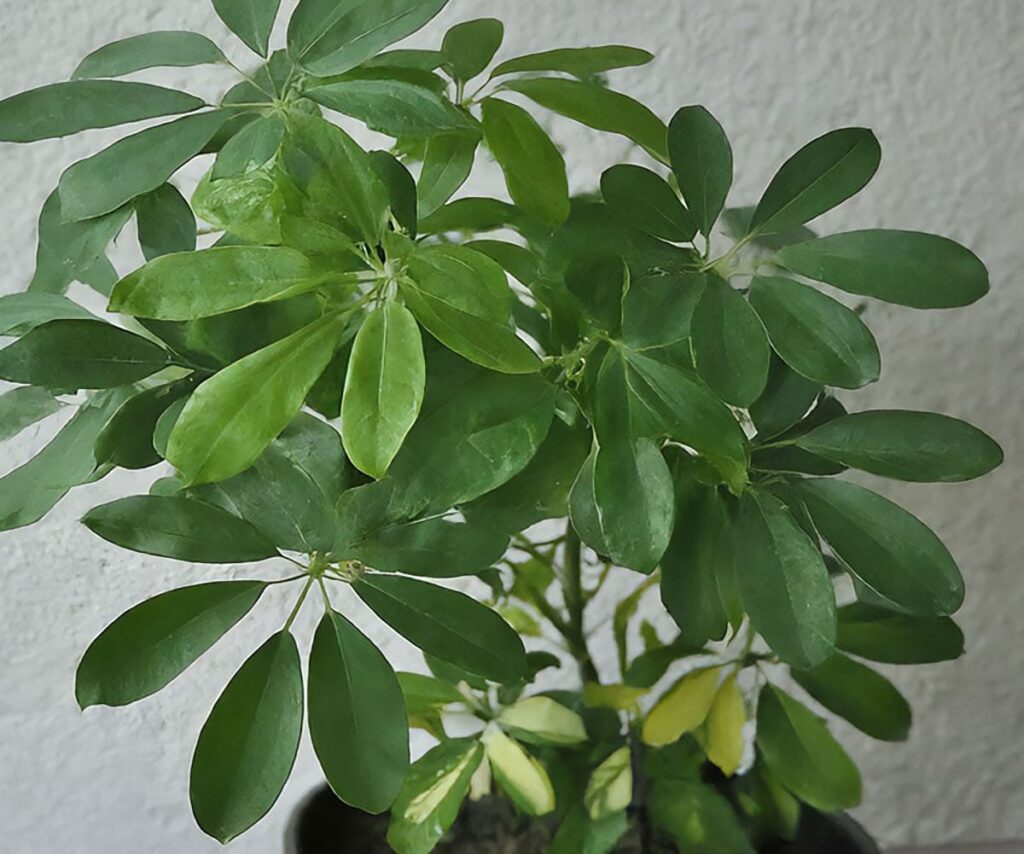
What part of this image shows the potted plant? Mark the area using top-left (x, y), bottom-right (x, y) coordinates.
top-left (0, 1), bottom-right (1002, 851)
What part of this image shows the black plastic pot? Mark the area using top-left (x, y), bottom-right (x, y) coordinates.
top-left (285, 784), bottom-right (881, 853)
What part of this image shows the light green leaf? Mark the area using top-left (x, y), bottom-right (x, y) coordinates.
top-left (649, 777), bottom-right (754, 853)
top-left (749, 275), bottom-right (880, 389)
top-left (794, 653), bottom-right (911, 741)
top-left (213, 0), bottom-right (282, 57)
top-left (498, 696), bottom-right (587, 746)
top-left (110, 246), bottom-right (330, 321)
top-left (212, 114), bottom-right (285, 180)
top-left (442, 18), bottom-right (503, 82)
top-left (668, 105), bottom-right (733, 237)
top-left (59, 110), bottom-right (233, 221)
top-left (418, 133), bottom-right (478, 218)
top-left (482, 727), bottom-right (555, 816)
top-left (601, 164), bottom-right (696, 242)
top-left (690, 275), bottom-right (769, 407)
top-left (776, 230), bottom-right (989, 309)
top-left (355, 574), bottom-right (527, 683)
top-left (342, 301), bottom-right (424, 478)
top-left (793, 410), bottom-right (1002, 483)
top-left (642, 667), bottom-right (721, 747)
top-left (749, 128), bottom-right (880, 234)
top-left (401, 243), bottom-right (539, 373)
top-left (0, 80), bottom-right (204, 142)
top-left (503, 77), bottom-right (668, 162)
top-left (308, 609), bottom-right (409, 813)
top-left (135, 184), bottom-right (197, 261)
top-left (493, 45), bottom-right (653, 78)
top-left (76, 581), bottom-right (265, 708)
top-left (835, 603), bottom-right (964, 664)
top-left (288, 0), bottom-right (450, 77)
top-left (192, 164), bottom-right (291, 244)
top-left (0, 319), bottom-right (170, 391)
top-left (734, 491), bottom-right (835, 669)
top-left (481, 97), bottom-right (569, 225)
top-left (584, 747), bottom-right (633, 821)
top-left (168, 311), bottom-right (346, 484)
top-left (0, 387), bottom-right (61, 442)
top-left (706, 676), bottom-right (746, 776)
top-left (583, 682), bottom-right (647, 711)
top-left (756, 685), bottom-right (861, 812)
top-left (95, 379), bottom-right (193, 469)
top-left (73, 31), bottom-right (227, 78)
top-left (190, 632), bottom-right (303, 842)
top-left (791, 477), bottom-right (965, 615)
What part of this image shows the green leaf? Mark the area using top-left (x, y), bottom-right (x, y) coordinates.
top-left (793, 653), bottom-right (911, 742)
top-left (418, 133), bottom-right (478, 217)
top-left (649, 778), bottom-right (754, 854)
top-left (690, 275), bottom-right (769, 407)
top-left (835, 603), bottom-right (964, 664)
top-left (288, 0), bottom-right (450, 77)
top-left (749, 128), bottom-right (880, 234)
top-left (0, 319), bottom-right (169, 391)
top-left (110, 246), bottom-right (331, 321)
top-left (584, 747), bottom-right (633, 821)
top-left (0, 387), bottom-right (61, 442)
top-left (776, 230), bottom-right (989, 309)
top-left (190, 631), bottom-right (302, 842)
top-left (493, 45), bottom-right (653, 78)
top-left (76, 581), bottom-right (265, 708)
top-left (601, 164), bottom-right (696, 243)
top-left (503, 77), bottom-right (668, 162)
top-left (749, 357), bottom-right (821, 440)
top-left (419, 196), bottom-right (521, 234)
top-left (483, 728), bottom-right (556, 816)
top-left (95, 379), bottom-right (193, 469)
top-left (355, 574), bottom-right (527, 682)
top-left (793, 410), bottom-right (1002, 483)
top-left (370, 151), bottom-right (419, 237)
top-left (168, 312), bottom-right (346, 484)
top-left (790, 477), bottom-right (965, 615)
top-left (401, 243), bottom-right (540, 373)
top-left (308, 609), bottom-right (409, 813)
top-left (734, 492), bottom-right (835, 669)
top-left (0, 389), bottom-right (129, 531)
top-left (442, 18), bottom-right (503, 82)
top-left (756, 685), bottom-right (862, 812)
top-left (135, 184), bottom-right (197, 261)
top-left (59, 110), bottom-right (233, 221)
top-left (642, 667), bottom-right (720, 747)
top-left (620, 272), bottom-right (705, 351)
top-left (749, 275), bottom-right (880, 389)
top-left (498, 696), bottom-right (587, 746)
top-left (367, 48), bottom-right (445, 71)
top-left (83, 494), bottom-right (277, 562)
top-left (191, 165), bottom-right (289, 244)
top-left (308, 79), bottom-right (479, 138)
top-left (0, 80), bottom-right (204, 142)
top-left (624, 639), bottom-right (703, 689)
top-left (668, 106), bottom-right (733, 237)
top-left (28, 190), bottom-right (132, 294)
top-left (73, 31), bottom-right (226, 78)
top-left (387, 739), bottom-right (483, 854)
top-left (213, 0), bottom-right (282, 57)
top-left (722, 206), bottom-right (816, 252)
top-left (481, 97), bottom-right (569, 225)
top-left (212, 114), bottom-right (285, 180)
top-left (706, 676), bottom-right (746, 776)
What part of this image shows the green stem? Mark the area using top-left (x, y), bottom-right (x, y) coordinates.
top-left (283, 578), bottom-right (314, 632)
top-left (562, 523), bottom-right (599, 683)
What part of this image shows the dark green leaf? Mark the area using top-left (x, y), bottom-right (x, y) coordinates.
top-left (168, 312), bottom-right (347, 484)
top-left (749, 128), bottom-right (880, 234)
top-left (0, 319), bottom-right (169, 390)
top-left (625, 638), bottom-right (704, 689)
top-left (83, 494), bottom-right (277, 562)
top-left (212, 114), bottom-right (284, 180)
top-left (0, 80), bottom-right (204, 142)
top-left (493, 45), bottom-right (653, 78)
top-left (756, 685), bottom-right (861, 811)
top-left (418, 133), bottom-right (478, 217)
top-left (621, 272), bottom-right (705, 350)
top-left (601, 164), bottom-right (696, 243)
top-left (749, 275), bottom-right (880, 389)
top-left (793, 410), bottom-right (1002, 483)
top-left (734, 492), bottom-right (835, 669)
top-left (0, 386), bottom-right (61, 442)
top-left (503, 77), bottom-right (668, 162)
top-left (565, 254), bottom-right (627, 333)
top-left (59, 110), bottom-right (233, 221)
top-left (418, 196), bottom-right (521, 234)
top-left (213, 0), bottom-right (282, 57)
top-left (793, 653), bottom-right (911, 742)
top-left (835, 603), bottom-right (964, 664)
top-left (790, 478), bottom-right (965, 615)
top-left (481, 97), bottom-right (569, 225)
top-left (135, 184), bottom-right (197, 261)
top-left (288, 0), bottom-right (449, 77)
top-left (73, 31), bottom-right (226, 78)
top-left (190, 632), bottom-right (302, 842)
top-left (690, 275), bottom-right (769, 407)
top-left (76, 581), bottom-right (265, 708)
top-left (370, 150), bottom-right (419, 236)
top-left (749, 357), bottom-right (821, 440)
top-left (668, 106), bottom-right (733, 237)
top-left (776, 230), bottom-right (989, 309)
top-left (649, 778), bottom-right (754, 853)
top-left (366, 48), bottom-right (445, 71)
top-left (442, 18), bottom-right (503, 82)
top-left (722, 206), bottom-right (816, 252)
top-left (308, 610), bottom-right (408, 812)
top-left (95, 379), bottom-right (193, 469)
top-left (355, 574), bottom-right (527, 682)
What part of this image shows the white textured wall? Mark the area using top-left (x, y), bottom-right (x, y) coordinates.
top-left (1, 1), bottom-right (1021, 851)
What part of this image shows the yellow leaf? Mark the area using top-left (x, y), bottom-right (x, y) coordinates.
top-left (482, 727), bottom-right (555, 816)
top-left (584, 746), bottom-right (633, 820)
top-left (498, 695), bottom-right (587, 745)
top-left (468, 754), bottom-right (492, 802)
top-left (642, 667), bottom-right (721, 747)
top-left (706, 674), bottom-right (746, 776)
top-left (583, 681), bottom-right (647, 711)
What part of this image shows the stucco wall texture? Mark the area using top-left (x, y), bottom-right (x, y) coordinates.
top-left (0, 1), bottom-right (1020, 851)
